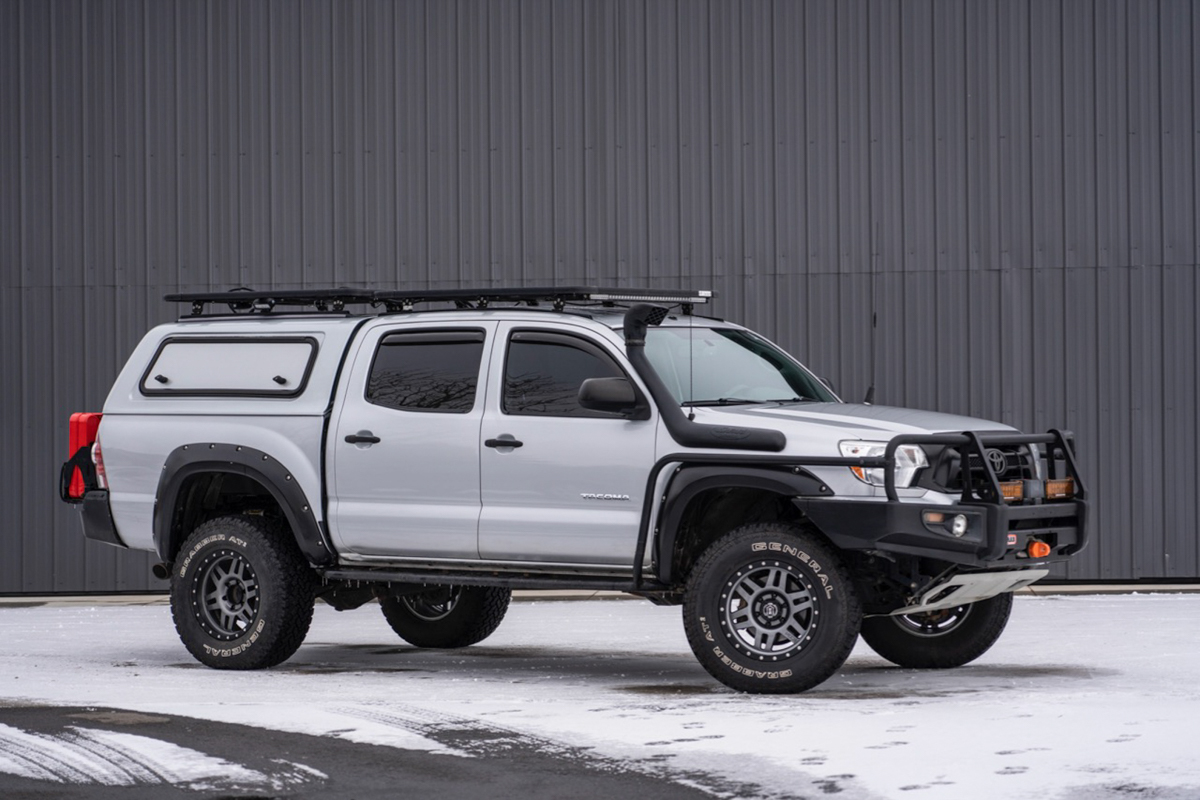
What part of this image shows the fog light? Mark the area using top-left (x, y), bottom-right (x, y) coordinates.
top-left (951, 514), bottom-right (969, 537)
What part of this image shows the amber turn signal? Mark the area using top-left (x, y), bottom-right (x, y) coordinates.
top-left (1045, 478), bottom-right (1076, 499)
top-left (999, 481), bottom-right (1024, 502)
top-left (1027, 540), bottom-right (1052, 559)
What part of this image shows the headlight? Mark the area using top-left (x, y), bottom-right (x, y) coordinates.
top-left (838, 440), bottom-right (929, 488)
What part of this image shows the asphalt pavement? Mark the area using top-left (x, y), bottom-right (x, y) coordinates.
top-left (0, 703), bottom-right (713, 799)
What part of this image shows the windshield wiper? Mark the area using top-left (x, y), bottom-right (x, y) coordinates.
top-left (681, 398), bottom-right (763, 407)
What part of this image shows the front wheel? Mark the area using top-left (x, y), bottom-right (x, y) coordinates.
top-left (380, 585), bottom-right (511, 648)
top-left (859, 592), bottom-right (1013, 669)
top-left (682, 523), bottom-right (862, 694)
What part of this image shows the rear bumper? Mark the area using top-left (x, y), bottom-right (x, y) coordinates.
top-left (795, 495), bottom-right (1087, 567)
top-left (73, 490), bottom-right (127, 549)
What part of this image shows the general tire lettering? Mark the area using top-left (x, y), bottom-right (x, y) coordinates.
top-left (682, 522), bottom-right (861, 694)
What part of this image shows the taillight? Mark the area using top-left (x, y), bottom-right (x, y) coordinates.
top-left (92, 437), bottom-right (108, 490)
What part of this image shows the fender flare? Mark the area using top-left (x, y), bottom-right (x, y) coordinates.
top-left (652, 464), bottom-right (829, 583)
top-left (153, 443), bottom-right (334, 566)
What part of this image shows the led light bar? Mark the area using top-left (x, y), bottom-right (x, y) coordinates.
top-left (584, 289), bottom-right (712, 304)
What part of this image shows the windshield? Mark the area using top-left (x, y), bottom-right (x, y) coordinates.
top-left (643, 326), bottom-right (838, 406)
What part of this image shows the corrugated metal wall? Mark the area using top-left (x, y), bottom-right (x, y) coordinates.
top-left (2, 0), bottom-right (1196, 592)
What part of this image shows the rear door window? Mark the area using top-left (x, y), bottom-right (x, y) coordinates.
top-left (366, 329), bottom-right (487, 413)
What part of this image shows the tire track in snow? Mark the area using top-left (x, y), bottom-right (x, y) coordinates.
top-left (62, 728), bottom-right (173, 784)
top-left (0, 721), bottom-right (320, 790)
top-left (0, 724), bottom-right (98, 783)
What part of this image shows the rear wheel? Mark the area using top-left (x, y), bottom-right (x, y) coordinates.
top-left (682, 523), bottom-right (861, 694)
top-left (170, 514), bottom-right (316, 669)
top-left (380, 585), bottom-right (511, 648)
top-left (859, 592), bottom-right (1013, 668)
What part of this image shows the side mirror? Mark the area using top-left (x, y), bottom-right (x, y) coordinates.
top-left (578, 377), bottom-right (647, 418)
top-left (819, 376), bottom-right (836, 393)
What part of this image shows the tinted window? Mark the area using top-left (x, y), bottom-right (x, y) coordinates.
top-left (504, 332), bottom-right (623, 417)
top-left (367, 330), bottom-right (485, 413)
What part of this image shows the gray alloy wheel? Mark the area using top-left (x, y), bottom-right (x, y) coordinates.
top-left (194, 549), bottom-right (261, 640)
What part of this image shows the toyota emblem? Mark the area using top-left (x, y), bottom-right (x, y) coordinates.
top-left (985, 449), bottom-right (1008, 476)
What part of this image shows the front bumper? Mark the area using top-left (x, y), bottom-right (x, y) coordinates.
top-left (796, 429), bottom-right (1088, 568)
top-left (795, 494), bottom-right (1086, 567)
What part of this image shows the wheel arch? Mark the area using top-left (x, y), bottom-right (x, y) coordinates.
top-left (154, 443), bottom-right (334, 566)
top-left (654, 465), bottom-right (830, 585)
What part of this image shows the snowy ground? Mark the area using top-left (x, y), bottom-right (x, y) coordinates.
top-left (1, 593), bottom-right (1198, 799)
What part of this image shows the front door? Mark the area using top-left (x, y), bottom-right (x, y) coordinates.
top-left (478, 323), bottom-right (657, 566)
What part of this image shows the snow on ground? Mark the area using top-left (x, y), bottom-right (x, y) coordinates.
top-left (2, 593), bottom-right (1198, 799)
top-left (0, 721), bottom-right (273, 787)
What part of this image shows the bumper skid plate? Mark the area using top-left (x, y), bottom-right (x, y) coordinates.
top-left (890, 568), bottom-right (1049, 616)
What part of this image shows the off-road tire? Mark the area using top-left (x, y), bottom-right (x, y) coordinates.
top-left (171, 514), bottom-right (316, 669)
top-left (860, 592), bottom-right (1013, 669)
top-left (682, 522), bottom-right (862, 694)
top-left (380, 585), bottom-right (511, 648)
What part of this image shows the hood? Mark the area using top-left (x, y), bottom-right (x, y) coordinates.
top-left (691, 403), bottom-right (1016, 454)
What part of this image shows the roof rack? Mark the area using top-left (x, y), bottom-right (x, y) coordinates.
top-left (372, 286), bottom-right (711, 312)
top-left (166, 286), bottom-right (712, 316)
top-left (165, 288), bottom-right (376, 317)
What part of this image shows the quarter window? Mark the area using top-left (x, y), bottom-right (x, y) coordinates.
top-left (366, 330), bottom-right (485, 413)
top-left (504, 331), bottom-right (624, 417)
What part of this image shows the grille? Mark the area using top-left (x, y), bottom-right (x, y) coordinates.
top-left (928, 444), bottom-right (1039, 495)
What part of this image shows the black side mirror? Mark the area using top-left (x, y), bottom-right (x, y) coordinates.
top-left (578, 377), bottom-right (648, 419)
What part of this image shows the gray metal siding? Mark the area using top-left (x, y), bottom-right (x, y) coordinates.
top-left (3, 0), bottom-right (1198, 591)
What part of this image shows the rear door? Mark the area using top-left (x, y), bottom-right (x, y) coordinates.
top-left (477, 323), bottom-right (657, 566)
top-left (327, 321), bottom-right (497, 559)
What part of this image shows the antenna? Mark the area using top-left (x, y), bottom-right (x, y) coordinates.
top-left (864, 225), bottom-right (878, 405)
top-left (687, 304), bottom-right (696, 421)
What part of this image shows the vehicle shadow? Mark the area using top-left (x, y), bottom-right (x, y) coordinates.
top-left (227, 640), bottom-right (1116, 699)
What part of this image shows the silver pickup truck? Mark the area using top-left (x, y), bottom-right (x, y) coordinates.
top-left (60, 287), bottom-right (1088, 693)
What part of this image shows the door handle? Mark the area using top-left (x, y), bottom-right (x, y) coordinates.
top-left (485, 437), bottom-right (523, 449)
top-left (345, 432), bottom-right (381, 445)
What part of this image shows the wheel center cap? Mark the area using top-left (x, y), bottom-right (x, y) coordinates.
top-left (753, 591), bottom-right (789, 628)
top-left (221, 578), bottom-right (244, 611)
